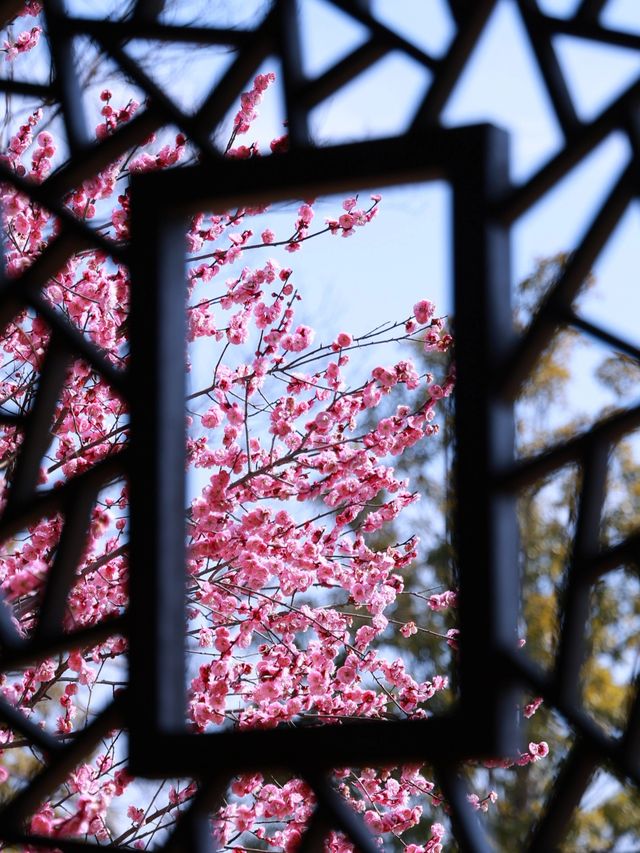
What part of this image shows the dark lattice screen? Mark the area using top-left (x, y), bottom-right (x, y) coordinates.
top-left (0, 1), bottom-right (638, 850)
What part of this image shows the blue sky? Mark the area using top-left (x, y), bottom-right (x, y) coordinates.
top-left (220, 0), bottom-right (640, 442)
top-left (15, 0), bottom-right (638, 829)
top-left (203, 0), bottom-right (639, 335)
top-left (8, 0), bottom-right (640, 432)
top-left (47, 0), bottom-right (640, 362)
top-left (2, 1), bottom-right (638, 835)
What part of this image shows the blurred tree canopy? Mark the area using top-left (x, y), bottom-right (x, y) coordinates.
top-left (366, 254), bottom-right (640, 850)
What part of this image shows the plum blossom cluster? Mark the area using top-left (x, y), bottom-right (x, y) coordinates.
top-left (482, 740), bottom-right (550, 773)
top-left (325, 195), bottom-right (381, 241)
top-left (182, 259), bottom-right (456, 745)
top-left (0, 72), bottom-right (456, 853)
top-left (234, 72), bottom-right (276, 135)
top-left (0, 13), bottom-right (547, 849)
top-left (2, 1), bottom-right (41, 62)
top-left (2, 3), bottom-right (39, 64)
top-left (3, 24), bottom-right (40, 60)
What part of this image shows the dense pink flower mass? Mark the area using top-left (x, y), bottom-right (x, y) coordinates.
top-left (0, 9), bottom-right (546, 848)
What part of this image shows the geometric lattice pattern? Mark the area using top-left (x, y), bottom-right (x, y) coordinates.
top-left (0, 1), bottom-right (637, 850)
